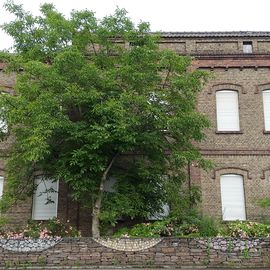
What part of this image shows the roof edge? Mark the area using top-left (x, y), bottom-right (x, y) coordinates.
top-left (158, 31), bottom-right (270, 38)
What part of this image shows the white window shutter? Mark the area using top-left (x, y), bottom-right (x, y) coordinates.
top-left (0, 176), bottom-right (4, 198)
top-left (0, 92), bottom-right (8, 133)
top-left (263, 90), bottom-right (270, 131)
top-left (104, 177), bottom-right (116, 193)
top-left (243, 43), bottom-right (252, 53)
top-left (32, 177), bottom-right (59, 220)
top-left (220, 174), bottom-right (246, 221)
top-left (0, 107), bottom-right (7, 133)
top-left (216, 90), bottom-right (240, 131)
top-left (0, 119), bottom-right (7, 133)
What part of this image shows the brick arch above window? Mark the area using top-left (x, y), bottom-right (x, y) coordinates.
top-left (208, 83), bottom-right (245, 94)
top-left (260, 167), bottom-right (270, 180)
top-left (255, 83), bottom-right (270, 94)
top-left (211, 167), bottom-right (252, 180)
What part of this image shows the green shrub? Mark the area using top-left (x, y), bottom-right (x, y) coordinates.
top-left (0, 217), bottom-right (8, 235)
top-left (172, 215), bottom-right (218, 237)
top-left (113, 214), bottom-right (219, 238)
top-left (197, 215), bottom-right (219, 237)
top-left (221, 221), bottom-right (270, 238)
top-left (0, 218), bottom-right (80, 239)
top-left (173, 222), bottom-right (200, 237)
top-left (113, 220), bottom-right (173, 237)
top-left (113, 218), bottom-right (270, 238)
top-left (258, 198), bottom-right (270, 208)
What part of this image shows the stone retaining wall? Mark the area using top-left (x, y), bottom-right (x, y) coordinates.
top-left (0, 237), bottom-right (270, 268)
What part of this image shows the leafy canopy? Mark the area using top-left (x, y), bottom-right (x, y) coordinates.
top-left (0, 1), bottom-right (210, 226)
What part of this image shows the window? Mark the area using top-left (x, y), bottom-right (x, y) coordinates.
top-left (263, 90), bottom-right (270, 131)
top-left (243, 41), bottom-right (253, 53)
top-left (216, 90), bottom-right (240, 131)
top-left (0, 92), bottom-right (8, 133)
top-left (148, 203), bottom-right (170, 220)
top-left (104, 177), bottom-right (116, 192)
top-left (0, 114), bottom-right (7, 133)
top-left (220, 174), bottom-right (246, 220)
top-left (0, 176), bottom-right (4, 199)
top-left (32, 177), bottom-right (59, 220)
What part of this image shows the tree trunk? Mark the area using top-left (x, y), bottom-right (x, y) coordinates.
top-left (92, 154), bottom-right (118, 237)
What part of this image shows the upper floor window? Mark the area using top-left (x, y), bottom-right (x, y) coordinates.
top-left (0, 92), bottom-right (8, 133)
top-left (32, 177), bottom-right (59, 220)
top-left (0, 113), bottom-right (7, 133)
top-left (243, 41), bottom-right (253, 53)
top-left (0, 176), bottom-right (4, 199)
top-left (263, 90), bottom-right (270, 131)
top-left (220, 174), bottom-right (246, 220)
top-left (216, 90), bottom-right (240, 131)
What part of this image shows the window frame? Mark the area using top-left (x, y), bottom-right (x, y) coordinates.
top-left (0, 176), bottom-right (4, 199)
top-left (220, 173), bottom-right (246, 221)
top-left (0, 91), bottom-right (9, 134)
top-left (32, 176), bottom-right (59, 220)
top-left (262, 89), bottom-right (270, 132)
top-left (243, 41), bottom-right (253, 54)
top-left (215, 90), bottom-right (241, 133)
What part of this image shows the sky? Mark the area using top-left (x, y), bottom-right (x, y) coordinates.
top-left (1, 0), bottom-right (270, 50)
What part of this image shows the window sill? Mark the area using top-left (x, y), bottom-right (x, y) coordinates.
top-left (215, 131), bottom-right (243, 134)
top-left (263, 130), bottom-right (270, 134)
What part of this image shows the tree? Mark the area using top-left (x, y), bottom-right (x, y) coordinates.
top-left (0, 1), bottom-right (210, 237)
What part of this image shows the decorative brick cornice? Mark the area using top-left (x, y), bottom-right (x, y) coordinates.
top-left (195, 54), bottom-right (270, 59)
top-left (200, 149), bottom-right (270, 156)
top-left (192, 57), bottom-right (270, 69)
top-left (160, 31), bottom-right (270, 38)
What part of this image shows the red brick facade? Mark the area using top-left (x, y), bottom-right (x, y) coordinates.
top-left (182, 32), bottom-right (270, 221)
top-left (1, 32), bottom-right (270, 233)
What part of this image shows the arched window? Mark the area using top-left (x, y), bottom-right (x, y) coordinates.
top-left (216, 90), bottom-right (240, 131)
top-left (263, 90), bottom-right (270, 131)
top-left (220, 174), bottom-right (246, 220)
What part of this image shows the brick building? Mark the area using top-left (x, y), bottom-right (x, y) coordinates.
top-left (0, 31), bottom-right (270, 233)
top-left (164, 31), bottom-right (270, 221)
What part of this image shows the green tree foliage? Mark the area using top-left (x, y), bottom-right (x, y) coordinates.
top-left (0, 1), bottom-right (210, 236)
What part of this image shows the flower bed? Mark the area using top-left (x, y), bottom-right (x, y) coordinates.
top-left (0, 218), bottom-right (80, 240)
top-left (114, 220), bottom-right (270, 238)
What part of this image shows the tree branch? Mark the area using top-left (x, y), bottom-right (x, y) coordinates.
top-left (100, 153), bottom-right (119, 191)
top-left (92, 152), bottom-right (119, 237)
top-left (162, 65), bottom-right (172, 89)
top-left (90, 40), bottom-right (97, 56)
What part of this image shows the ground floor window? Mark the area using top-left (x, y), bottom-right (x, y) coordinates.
top-left (220, 174), bottom-right (246, 220)
top-left (32, 177), bottom-right (59, 220)
top-left (0, 176), bottom-right (4, 198)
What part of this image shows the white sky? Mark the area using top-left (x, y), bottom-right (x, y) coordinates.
top-left (1, 0), bottom-right (270, 50)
